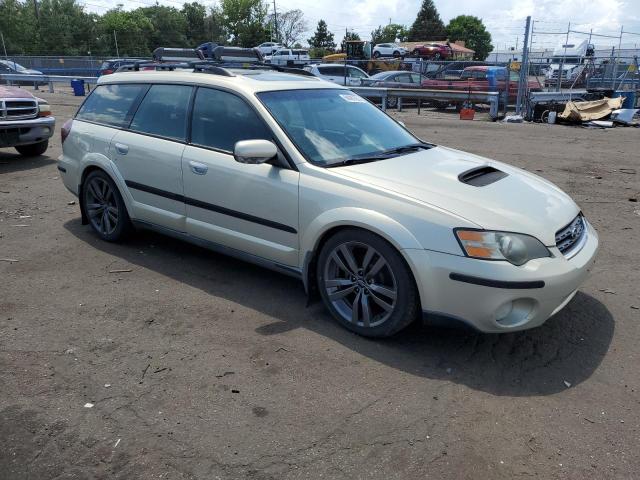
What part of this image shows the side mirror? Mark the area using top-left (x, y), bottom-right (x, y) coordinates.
top-left (233, 139), bottom-right (277, 164)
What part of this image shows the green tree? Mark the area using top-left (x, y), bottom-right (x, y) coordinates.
top-left (268, 9), bottom-right (306, 47)
top-left (182, 2), bottom-right (209, 46)
top-left (446, 15), bottom-right (492, 60)
top-left (371, 23), bottom-right (408, 44)
top-left (96, 7), bottom-right (154, 56)
top-left (408, 0), bottom-right (446, 41)
top-left (0, 0), bottom-right (36, 54)
top-left (206, 5), bottom-right (228, 45)
top-left (141, 5), bottom-right (189, 50)
top-left (220, 0), bottom-right (268, 47)
top-left (308, 19), bottom-right (335, 55)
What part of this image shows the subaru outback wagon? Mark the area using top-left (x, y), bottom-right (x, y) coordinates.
top-left (58, 67), bottom-right (598, 337)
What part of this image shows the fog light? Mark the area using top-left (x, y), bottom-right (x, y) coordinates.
top-left (495, 301), bottom-right (514, 321)
top-left (495, 298), bottom-right (536, 327)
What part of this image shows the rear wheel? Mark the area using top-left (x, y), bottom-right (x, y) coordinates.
top-left (387, 96), bottom-right (398, 108)
top-left (82, 170), bottom-right (132, 242)
top-left (433, 52), bottom-right (442, 60)
top-left (373, 51), bottom-right (381, 58)
top-left (412, 49), bottom-right (420, 57)
top-left (15, 140), bottom-right (48, 157)
top-left (317, 229), bottom-right (419, 337)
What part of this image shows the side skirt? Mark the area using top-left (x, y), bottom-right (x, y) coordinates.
top-left (132, 220), bottom-right (303, 281)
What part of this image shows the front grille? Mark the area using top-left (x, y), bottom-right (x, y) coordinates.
top-left (1, 99), bottom-right (38, 120)
top-left (556, 214), bottom-right (586, 256)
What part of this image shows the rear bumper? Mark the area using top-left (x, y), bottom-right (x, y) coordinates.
top-left (0, 116), bottom-right (55, 147)
top-left (405, 220), bottom-right (599, 333)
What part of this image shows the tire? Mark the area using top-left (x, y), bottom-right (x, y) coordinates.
top-left (317, 229), bottom-right (419, 337)
top-left (82, 170), bottom-right (132, 242)
top-left (434, 52), bottom-right (442, 60)
top-left (373, 51), bottom-right (381, 58)
top-left (393, 50), bottom-right (400, 57)
top-left (387, 96), bottom-right (398, 108)
top-left (412, 49), bottom-right (420, 57)
top-left (15, 140), bottom-right (48, 157)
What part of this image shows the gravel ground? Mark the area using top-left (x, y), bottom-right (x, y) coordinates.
top-left (1, 88), bottom-right (639, 480)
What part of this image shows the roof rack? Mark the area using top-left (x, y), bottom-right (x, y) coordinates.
top-left (115, 59), bottom-right (316, 78)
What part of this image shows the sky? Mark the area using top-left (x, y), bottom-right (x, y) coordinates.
top-left (85, 0), bottom-right (640, 51)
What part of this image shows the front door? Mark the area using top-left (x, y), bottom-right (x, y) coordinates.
top-left (182, 87), bottom-right (299, 267)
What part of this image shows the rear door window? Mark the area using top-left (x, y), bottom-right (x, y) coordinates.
top-left (76, 84), bottom-right (146, 127)
top-left (129, 84), bottom-right (193, 141)
top-left (190, 88), bottom-right (272, 152)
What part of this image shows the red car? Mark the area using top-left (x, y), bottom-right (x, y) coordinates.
top-left (421, 66), bottom-right (542, 101)
top-left (410, 43), bottom-right (453, 60)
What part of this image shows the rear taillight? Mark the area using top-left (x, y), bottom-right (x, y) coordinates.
top-left (61, 119), bottom-right (73, 145)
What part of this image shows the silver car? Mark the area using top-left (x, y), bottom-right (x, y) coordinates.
top-left (57, 67), bottom-right (598, 337)
top-left (303, 64), bottom-right (369, 86)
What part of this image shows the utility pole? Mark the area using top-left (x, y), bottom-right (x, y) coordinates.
top-left (33, 0), bottom-right (40, 20)
top-left (0, 31), bottom-right (8, 59)
top-left (516, 15), bottom-right (531, 116)
top-left (113, 30), bottom-right (120, 58)
top-left (272, 0), bottom-right (278, 43)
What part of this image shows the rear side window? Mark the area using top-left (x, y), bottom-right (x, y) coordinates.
top-left (129, 84), bottom-right (193, 141)
top-left (76, 84), bottom-right (145, 127)
top-left (191, 88), bottom-right (271, 152)
top-left (318, 66), bottom-right (343, 76)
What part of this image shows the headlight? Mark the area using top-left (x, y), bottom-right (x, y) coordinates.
top-left (37, 102), bottom-right (51, 117)
top-left (454, 229), bottom-right (551, 266)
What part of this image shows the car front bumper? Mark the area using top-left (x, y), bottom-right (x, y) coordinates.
top-left (404, 220), bottom-right (599, 333)
top-left (0, 116), bottom-right (55, 147)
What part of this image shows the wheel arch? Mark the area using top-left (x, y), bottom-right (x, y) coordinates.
top-left (300, 208), bottom-right (423, 299)
top-left (78, 158), bottom-right (133, 225)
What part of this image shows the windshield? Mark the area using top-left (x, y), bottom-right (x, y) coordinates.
top-left (258, 89), bottom-right (420, 166)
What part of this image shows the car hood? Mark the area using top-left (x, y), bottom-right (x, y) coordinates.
top-left (0, 85), bottom-right (35, 98)
top-left (336, 146), bottom-right (579, 245)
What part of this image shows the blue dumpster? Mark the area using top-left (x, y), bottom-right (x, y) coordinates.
top-left (71, 79), bottom-right (85, 96)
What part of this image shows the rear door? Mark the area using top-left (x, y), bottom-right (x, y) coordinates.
top-left (182, 87), bottom-right (299, 266)
top-left (110, 83), bottom-right (193, 231)
top-left (318, 65), bottom-right (346, 85)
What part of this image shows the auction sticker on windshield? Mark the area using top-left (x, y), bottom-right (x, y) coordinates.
top-left (340, 94), bottom-right (366, 103)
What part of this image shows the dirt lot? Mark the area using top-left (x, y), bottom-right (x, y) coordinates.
top-left (1, 88), bottom-right (639, 480)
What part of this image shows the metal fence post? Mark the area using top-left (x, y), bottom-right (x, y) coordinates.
top-left (516, 16), bottom-right (531, 116)
top-left (48, 80), bottom-right (54, 93)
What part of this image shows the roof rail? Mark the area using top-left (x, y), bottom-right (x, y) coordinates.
top-left (114, 58), bottom-right (317, 78)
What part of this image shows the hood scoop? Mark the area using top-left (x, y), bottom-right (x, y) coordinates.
top-left (458, 165), bottom-right (508, 187)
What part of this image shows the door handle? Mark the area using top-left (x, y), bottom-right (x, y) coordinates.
top-left (189, 160), bottom-right (208, 175)
top-left (114, 143), bottom-right (129, 155)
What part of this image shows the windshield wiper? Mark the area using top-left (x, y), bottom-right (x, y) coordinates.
top-left (326, 142), bottom-right (434, 168)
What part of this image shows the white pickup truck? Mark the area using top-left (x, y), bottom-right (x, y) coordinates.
top-left (266, 49), bottom-right (310, 67)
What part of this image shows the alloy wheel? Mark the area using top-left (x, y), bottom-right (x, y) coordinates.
top-left (323, 241), bottom-right (398, 328)
top-left (85, 177), bottom-right (119, 236)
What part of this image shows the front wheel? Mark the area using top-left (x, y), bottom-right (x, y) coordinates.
top-left (392, 50), bottom-right (400, 57)
top-left (82, 170), bottom-right (132, 242)
top-left (15, 140), bottom-right (48, 157)
top-left (386, 96), bottom-right (398, 108)
top-left (317, 229), bottom-right (419, 337)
